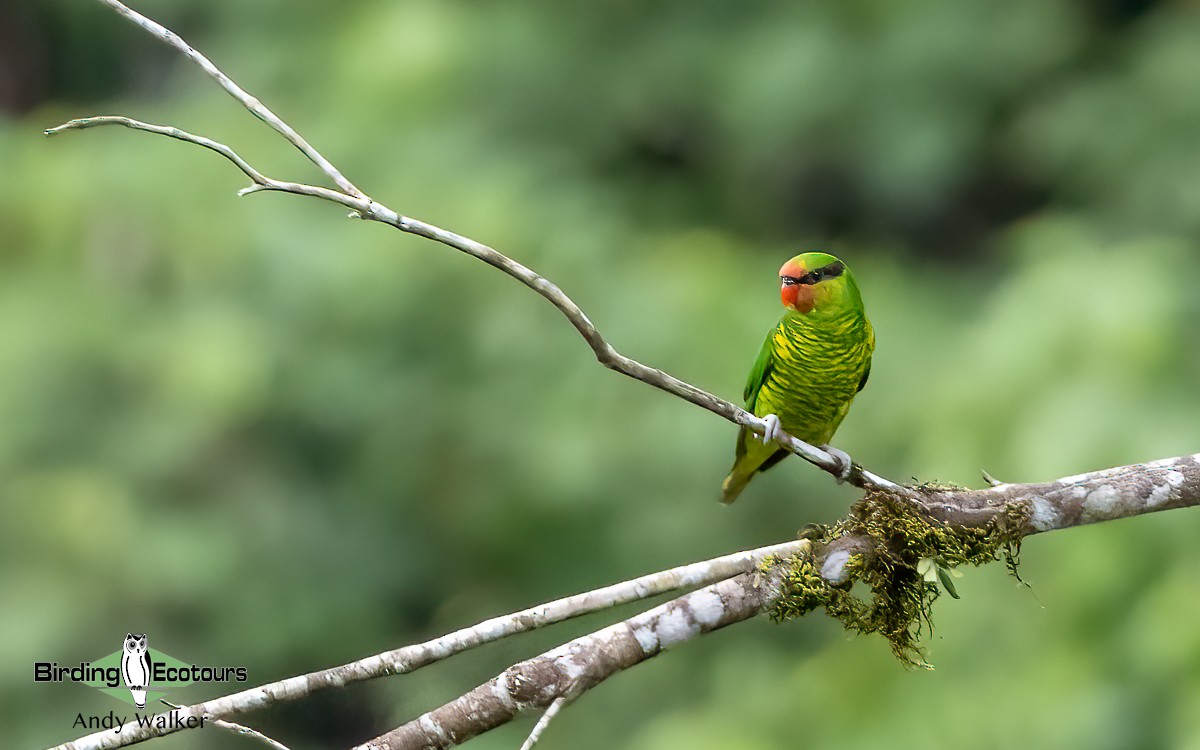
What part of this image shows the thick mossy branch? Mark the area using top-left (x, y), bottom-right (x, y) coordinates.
top-left (767, 490), bottom-right (1031, 667)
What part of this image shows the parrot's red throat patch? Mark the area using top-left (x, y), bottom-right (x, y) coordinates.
top-left (781, 282), bottom-right (815, 313)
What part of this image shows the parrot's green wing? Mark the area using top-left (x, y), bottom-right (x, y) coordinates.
top-left (855, 322), bottom-right (875, 393)
top-left (724, 327), bottom-right (787, 502)
top-left (856, 359), bottom-right (871, 393)
top-left (732, 329), bottom-right (779, 463)
top-left (742, 329), bottom-right (776, 407)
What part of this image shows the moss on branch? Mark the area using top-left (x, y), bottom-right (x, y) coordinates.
top-left (766, 489), bottom-right (1030, 667)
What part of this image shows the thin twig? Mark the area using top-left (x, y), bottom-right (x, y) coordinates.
top-left (980, 468), bottom-right (1004, 487)
top-left (518, 696), bottom-right (568, 750)
top-left (213, 722), bottom-right (292, 750)
top-left (161, 701), bottom-right (292, 750)
top-left (45, 117), bottom-right (267, 182)
top-left (45, 116), bottom-right (369, 210)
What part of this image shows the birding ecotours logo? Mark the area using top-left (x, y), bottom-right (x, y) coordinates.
top-left (34, 632), bottom-right (249, 708)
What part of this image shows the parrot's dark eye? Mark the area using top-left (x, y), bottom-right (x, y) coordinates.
top-left (780, 275), bottom-right (802, 286)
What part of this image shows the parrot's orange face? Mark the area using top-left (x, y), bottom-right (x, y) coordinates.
top-left (779, 258), bottom-right (815, 313)
top-left (779, 256), bottom-right (846, 313)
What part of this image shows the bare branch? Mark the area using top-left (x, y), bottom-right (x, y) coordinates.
top-left (47, 540), bottom-right (806, 750)
top-left (46, 0), bottom-right (904, 493)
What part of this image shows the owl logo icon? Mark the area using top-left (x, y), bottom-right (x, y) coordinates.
top-left (120, 633), bottom-right (151, 709)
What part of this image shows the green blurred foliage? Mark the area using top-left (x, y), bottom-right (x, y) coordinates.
top-left (3, 0), bottom-right (1200, 748)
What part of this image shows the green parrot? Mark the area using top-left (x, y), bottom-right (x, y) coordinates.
top-left (721, 251), bottom-right (874, 504)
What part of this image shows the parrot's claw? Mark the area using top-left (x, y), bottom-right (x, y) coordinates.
top-left (758, 414), bottom-right (782, 444)
top-left (821, 444), bottom-right (853, 483)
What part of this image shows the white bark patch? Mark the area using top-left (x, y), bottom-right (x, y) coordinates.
top-left (419, 713), bottom-right (450, 742)
top-left (688, 589), bottom-right (725, 627)
top-left (476, 619), bottom-right (508, 642)
top-left (1029, 496), bottom-right (1061, 531)
top-left (1148, 470), bottom-right (1187, 507)
top-left (558, 654), bottom-right (587, 683)
top-left (652, 608), bottom-right (699, 650)
top-left (632, 624), bottom-right (659, 654)
top-left (821, 549), bottom-right (852, 584)
top-left (489, 679), bottom-right (514, 709)
top-left (1147, 483), bottom-right (1172, 508)
top-left (1081, 485), bottom-right (1122, 522)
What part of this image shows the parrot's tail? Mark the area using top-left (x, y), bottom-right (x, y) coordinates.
top-left (720, 469), bottom-right (752, 505)
top-left (721, 446), bottom-right (788, 504)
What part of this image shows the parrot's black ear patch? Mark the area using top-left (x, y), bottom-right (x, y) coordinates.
top-left (819, 261), bottom-right (845, 279)
top-left (784, 262), bottom-right (845, 287)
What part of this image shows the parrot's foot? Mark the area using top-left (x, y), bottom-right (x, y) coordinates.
top-left (758, 413), bottom-right (782, 444)
top-left (821, 444), bottom-right (853, 483)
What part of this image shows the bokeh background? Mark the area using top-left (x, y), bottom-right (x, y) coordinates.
top-left (4, 1), bottom-right (1200, 748)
